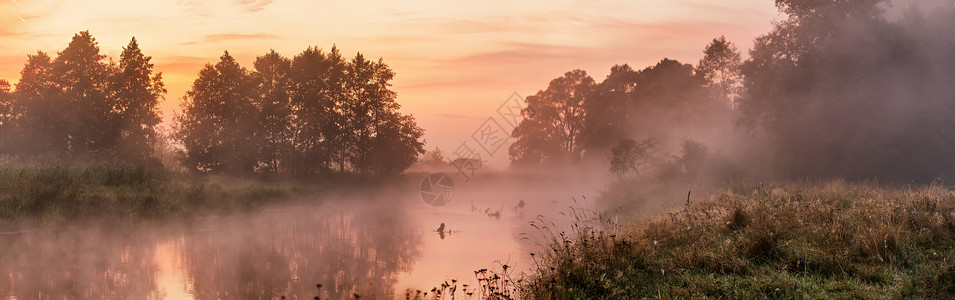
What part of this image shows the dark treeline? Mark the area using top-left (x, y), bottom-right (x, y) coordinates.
top-left (512, 0), bottom-right (955, 183)
top-left (0, 32), bottom-right (164, 164)
top-left (0, 31), bottom-right (425, 176)
top-left (176, 48), bottom-right (424, 175)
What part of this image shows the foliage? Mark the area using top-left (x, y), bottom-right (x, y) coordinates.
top-left (177, 47), bottom-right (424, 176)
top-left (509, 69), bottom-right (594, 165)
top-left (738, 0), bottom-right (955, 182)
top-left (0, 32), bottom-right (164, 164)
top-left (608, 138), bottom-right (653, 178)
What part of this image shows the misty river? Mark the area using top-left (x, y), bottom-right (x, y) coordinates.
top-left (0, 173), bottom-right (604, 299)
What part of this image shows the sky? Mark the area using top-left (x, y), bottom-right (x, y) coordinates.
top-left (0, 0), bottom-right (782, 168)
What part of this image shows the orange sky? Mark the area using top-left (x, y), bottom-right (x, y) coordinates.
top-left (0, 0), bottom-right (779, 168)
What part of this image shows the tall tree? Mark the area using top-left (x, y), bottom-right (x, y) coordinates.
top-left (177, 51), bottom-right (258, 173)
top-left (289, 47), bottom-right (336, 175)
top-left (253, 50), bottom-right (293, 173)
top-left (8, 52), bottom-right (68, 156)
top-left (53, 31), bottom-right (114, 158)
top-left (509, 69), bottom-right (594, 165)
top-left (111, 37), bottom-right (165, 163)
top-left (346, 55), bottom-right (402, 174)
top-left (580, 64), bottom-right (637, 153)
top-left (696, 36), bottom-right (742, 106)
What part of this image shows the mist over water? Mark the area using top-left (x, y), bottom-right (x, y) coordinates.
top-left (0, 170), bottom-right (609, 299)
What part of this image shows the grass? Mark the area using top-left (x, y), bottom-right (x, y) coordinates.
top-left (520, 181), bottom-right (955, 299)
top-left (0, 163), bottom-right (311, 228)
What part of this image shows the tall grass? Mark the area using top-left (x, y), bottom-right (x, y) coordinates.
top-left (523, 181), bottom-right (955, 299)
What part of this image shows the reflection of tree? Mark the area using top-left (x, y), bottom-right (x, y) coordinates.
top-left (179, 202), bottom-right (421, 299)
top-left (0, 228), bottom-right (162, 299)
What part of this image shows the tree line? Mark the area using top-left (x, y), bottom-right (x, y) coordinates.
top-left (510, 0), bottom-right (955, 183)
top-left (0, 32), bottom-right (164, 164)
top-left (176, 48), bottom-right (424, 175)
top-left (0, 31), bottom-right (425, 176)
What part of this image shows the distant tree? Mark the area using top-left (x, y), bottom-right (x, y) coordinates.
top-left (111, 37), bottom-right (165, 163)
top-left (252, 50), bottom-right (293, 173)
top-left (696, 36), bottom-right (742, 106)
top-left (0, 80), bottom-right (11, 130)
top-left (0, 80), bottom-right (12, 152)
top-left (609, 138), bottom-right (653, 177)
top-left (53, 31), bottom-right (114, 159)
top-left (176, 51), bottom-right (258, 173)
top-left (509, 69), bottom-right (594, 165)
top-left (678, 139), bottom-right (708, 179)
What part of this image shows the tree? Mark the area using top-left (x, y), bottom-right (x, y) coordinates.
top-left (581, 64), bottom-right (637, 153)
top-left (0, 80), bottom-right (12, 153)
top-left (53, 31), bottom-right (114, 158)
top-left (346, 54), bottom-right (404, 174)
top-left (111, 37), bottom-right (165, 163)
top-left (609, 138), bottom-right (653, 177)
top-left (177, 51), bottom-right (258, 173)
top-left (737, 0), bottom-right (955, 182)
top-left (696, 36), bottom-right (742, 106)
top-left (0, 80), bottom-right (12, 132)
top-left (7, 51), bottom-right (67, 156)
top-left (288, 46), bottom-right (339, 175)
top-left (509, 69), bottom-right (594, 165)
top-left (252, 50), bottom-right (293, 173)
top-left (370, 113), bottom-right (425, 175)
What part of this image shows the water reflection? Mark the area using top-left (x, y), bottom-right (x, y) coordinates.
top-left (0, 227), bottom-right (163, 299)
top-left (178, 201), bottom-right (421, 299)
top-left (0, 198), bottom-right (421, 299)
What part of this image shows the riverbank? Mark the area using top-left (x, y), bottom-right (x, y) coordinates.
top-left (0, 163), bottom-right (393, 228)
top-left (521, 181), bottom-right (955, 299)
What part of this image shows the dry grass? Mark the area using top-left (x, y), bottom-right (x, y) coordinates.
top-left (523, 181), bottom-right (955, 299)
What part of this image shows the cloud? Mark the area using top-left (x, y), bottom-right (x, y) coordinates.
top-left (180, 33), bottom-right (279, 45)
top-left (233, 0), bottom-right (273, 12)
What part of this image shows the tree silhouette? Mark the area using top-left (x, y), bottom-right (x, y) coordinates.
top-left (54, 31), bottom-right (114, 159)
top-left (252, 50), bottom-right (293, 173)
top-left (111, 37), bottom-right (166, 163)
top-left (509, 69), bottom-right (594, 165)
top-left (7, 51), bottom-right (68, 157)
top-left (175, 46), bottom-right (425, 176)
top-left (696, 36), bottom-right (742, 107)
top-left (177, 51), bottom-right (258, 173)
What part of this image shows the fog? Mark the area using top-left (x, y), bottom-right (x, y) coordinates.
top-left (3, 0), bottom-right (955, 299)
top-left (0, 169), bottom-right (613, 299)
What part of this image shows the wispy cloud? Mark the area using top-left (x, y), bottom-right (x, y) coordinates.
top-left (233, 0), bottom-right (273, 12)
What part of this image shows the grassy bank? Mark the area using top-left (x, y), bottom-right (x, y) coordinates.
top-left (523, 181), bottom-right (955, 299)
top-left (0, 164), bottom-right (313, 227)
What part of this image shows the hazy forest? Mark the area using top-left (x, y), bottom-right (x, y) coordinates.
top-left (2, 0), bottom-right (955, 299)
